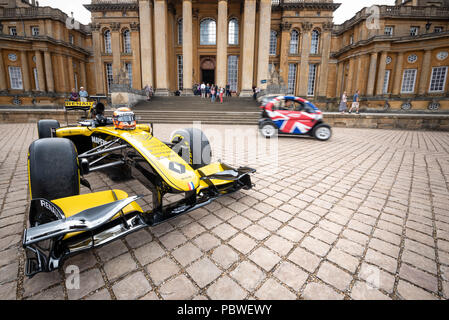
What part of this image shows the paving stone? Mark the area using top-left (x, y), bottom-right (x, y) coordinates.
top-left (0, 262), bottom-right (18, 284)
top-left (0, 281), bottom-right (16, 299)
top-left (159, 275), bottom-right (198, 300)
top-left (193, 233), bottom-right (221, 252)
top-left (264, 235), bottom-right (294, 256)
top-left (255, 278), bottom-right (296, 300)
top-left (301, 236), bottom-right (330, 257)
top-left (103, 253), bottom-right (138, 281)
top-left (146, 257), bottom-right (180, 285)
top-left (228, 215), bottom-right (252, 230)
top-left (207, 276), bottom-right (246, 300)
top-left (212, 223), bottom-right (238, 240)
top-left (134, 241), bottom-right (165, 266)
top-left (273, 261), bottom-right (308, 291)
top-left (364, 249), bottom-right (398, 274)
top-left (125, 229), bottom-right (153, 249)
top-left (317, 262), bottom-right (353, 292)
top-left (228, 233), bottom-right (257, 254)
top-left (186, 258), bottom-right (221, 288)
top-left (23, 269), bottom-right (62, 297)
top-left (350, 281), bottom-right (391, 300)
top-left (67, 268), bottom-right (105, 300)
top-left (231, 261), bottom-right (265, 291)
top-left (28, 286), bottom-right (65, 300)
top-left (327, 248), bottom-right (360, 273)
top-left (84, 289), bottom-right (112, 300)
top-left (96, 241), bottom-right (128, 262)
top-left (211, 245), bottom-right (239, 269)
top-left (113, 272), bottom-right (152, 300)
top-left (288, 247), bottom-right (321, 273)
top-left (396, 280), bottom-right (438, 300)
top-left (399, 264), bottom-right (438, 293)
top-left (359, 263), bottom-right (395, 294)
top-left (244, 224), bottom-right (271, 241)
top-left (159, 230), bottom-right (188, 250)
top-left (172, 242), bottom-right (203, 266)
top-left (302, 282), bottom-right (344, 300)
top-left (249, 247), bottom-right (281, 271)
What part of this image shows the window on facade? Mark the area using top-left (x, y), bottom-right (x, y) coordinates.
top-left (228, 18), bottom-right (239, 45)
top-left (349, 34), bottom-right (354, 45)
top-left (429, 66), bottom-right (448, 92)
top-left (311, 30), bottom-right (320, 54)
top-left (69, 34), bottom-right (74, 45)
top-left (289, 30), bottom-right (299, 54)
top-left (31, 26), bottom-right (39, 36)
top-left (105, 63), bottom-right (113, 92)
top-left (269, 30), bottom-right (277, 56)
top-left (434, 27), bottom-right (443, 33)
top-left (227, 55), bottom-right (239, 92)
top-left (384, 26), bottom-right (394, 36)
top-left (410, 26), bottom-right (419, 36)
top-left (8, 66), bottom-right (23, 90)
top-left (123, 30), bottom-right (131, 53)
top-left (178, 19), bottom-right (183, 45)
top-left (287, 64), bottom-right (297, 95)
top-left (383, 70), bottom-right (390, 94)
top-left (33, 68), bottom-right (39, 91)
top-left (9, 27), bottom-right (17, 36)
top-left (307, 64), bottom-right (318, 96)
top-left (104, 30), bottom-right (112, 54)
top-left (177, 55), bottom-right (183, 90)
top-left (125, 63), bottom-right (133, 87)
top-left (401, 69), bottom-right (417, 93)
top-left (200, 19), bottom-right (216, 45)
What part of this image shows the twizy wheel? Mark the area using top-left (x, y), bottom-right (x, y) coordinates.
top-left (28, 138), bottom-right (80, 201)
top-left (260, 122), bottom-right (278, 139)
top-left (313, 124), bottom-right (332, 141)
top-left (37, 120), bottom-right (60, 139)
top-left (171, 128), bottom-right (212, 169)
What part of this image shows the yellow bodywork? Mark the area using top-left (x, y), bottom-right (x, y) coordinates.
top-left (55, 125), bottom-right (232, 192)
top-left (51, 189), bottom-right (143, 240)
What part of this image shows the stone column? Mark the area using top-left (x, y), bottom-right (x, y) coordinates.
top-left (239, 0), bottom-right (257, 97)
top-left (318, 29), bottom-right (332, 97)
top-left (182, 0), bottom-right (194, 94)
top-left (92, 24), bottom-right (106, 94)
top-left (58, 54), bottom-right (68, 93)
top-left (139, 0), bottom-right (154, 88)
top-left (366, 52), bottom-right (378, 96)
top-left (375, 51), bottom-right (388, 96)
top-left (111, 23), bottom-right (121, 81)
top-left (216, 0), bottom-right (228, 89)
top-left (79, 60), bottom-right (87, 91)
top-left (45, 20), bottom-right (53, 39)
top-left (279, 23), bottom-right (291, 86)
top-left (67, 56), bottom-right (75, 90)
top-left (392, 52), bottom-right (404, 95)
top-left (298, 24), bottom-right (312, 96)
top-left (35, 51), bottom-right (47, 92)
top-left (21, 51), bottom-right (31, 91)
top-left (336, 61), bottom-right (343, 97)
top-left (346, 57), bottom-right (356, 95)
top-left (418, 49), bottom-right (432, 95)
top-left (257, 0), bottom-right (272, 91)
top-left (0, 49), bottom-right (7, 90)
top-left (351, 55), bottom-right (361, 93)
top-left (44, 51), bottom-right (54, 92)
top-left (154, 0), bottom-right (169, 95)
top-left (131, 23), bottom-right (142, 89)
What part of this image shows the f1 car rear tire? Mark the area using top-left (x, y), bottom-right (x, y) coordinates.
top-left (171, 128), bottom-right (212, 169)
top-left (28, 138), bottom-right (80, 201)
top-left (37, 120), bottom-right (60, 139)
top-left (313, 124), bottom-right (332, 141)
top-left (259, 122), bottom-right (278, 139)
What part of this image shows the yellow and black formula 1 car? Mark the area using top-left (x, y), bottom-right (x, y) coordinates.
top-left (23, 104), bottom-right (255, 277)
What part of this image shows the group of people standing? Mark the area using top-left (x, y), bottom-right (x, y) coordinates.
top-left (194, 83), bottom-right (231, 104)
top-left (339, 90), bottom-right (361, 114)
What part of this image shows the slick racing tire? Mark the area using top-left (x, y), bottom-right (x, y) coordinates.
top-left (313, 124), bottom-right (332, 141)
top-left (28, 138), bottom-right (80, 201)
top-left (37, 120), bottom-right (60, 139)
top-left (259, 122), bottom-right (278, 139)
top-left (171, 128), bottom-right (212, 169)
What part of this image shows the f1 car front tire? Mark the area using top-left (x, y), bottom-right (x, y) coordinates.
top-left (37, 120), bottom-right (60, 139)
top-left (313, 124), bottom-right (332, 141)
top-left (28, 138), bottom-right (80, 201)
top-left (171, 128), bottom-right (212, 169)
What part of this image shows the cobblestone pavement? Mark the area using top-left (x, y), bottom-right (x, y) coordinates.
top-left (1, 123), bottom-right (449, 300)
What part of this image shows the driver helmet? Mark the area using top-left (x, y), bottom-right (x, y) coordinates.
top-left (113, 107), bottom-right (136, 130)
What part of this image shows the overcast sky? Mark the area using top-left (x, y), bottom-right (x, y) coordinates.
top-left (38, 0), bottom-right (396, 26)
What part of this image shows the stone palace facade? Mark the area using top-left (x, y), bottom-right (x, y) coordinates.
top-left (0, 0), bottom-right (448, 110)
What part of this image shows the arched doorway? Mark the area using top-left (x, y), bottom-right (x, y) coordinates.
top-left (200, 57), bottom-right (215, 84)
